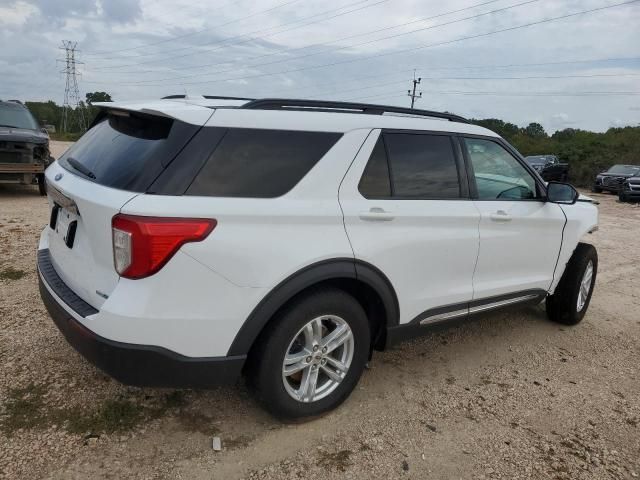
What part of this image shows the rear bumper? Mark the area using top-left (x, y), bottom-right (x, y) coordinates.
top-left (38, 249), bottom-right (246, 388)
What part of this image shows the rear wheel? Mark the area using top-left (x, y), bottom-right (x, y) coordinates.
top-left (546, 243), bottom-right (597, 325)
top-left (248, 288), bottom-right (370, 419)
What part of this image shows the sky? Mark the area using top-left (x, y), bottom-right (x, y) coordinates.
top-left (0, 0), bottom-right (639, 132)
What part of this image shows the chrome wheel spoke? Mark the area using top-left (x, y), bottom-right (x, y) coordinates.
top-left (321, 324), bottom-right (352, 354)
top-left (299, 366), bottom-right (319, 402)
top-left (283, 349), bottom-right (311, 376)
top-left (325, 355), bottom-right (348, 373)
top-left (321, 364), bottom-right (344, 383)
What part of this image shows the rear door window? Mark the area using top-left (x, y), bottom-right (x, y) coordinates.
top-left (58, 113), bottom-right (200, 192)
top-left (186, 128), bottom-right (342, 198)
top-left (358, 132), bottom-right (462, 199)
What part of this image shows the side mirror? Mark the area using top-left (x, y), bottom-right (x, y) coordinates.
top-left (546, 181), bottom-right (579, 205)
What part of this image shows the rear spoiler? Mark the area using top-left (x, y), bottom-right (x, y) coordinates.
top-left (90, 102), bottom-right (214, 129)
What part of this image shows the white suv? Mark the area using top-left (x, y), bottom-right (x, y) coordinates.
top-left (38, 96), bottom-right (598, 419)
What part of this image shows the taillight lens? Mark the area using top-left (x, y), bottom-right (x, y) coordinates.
top-left (111, 214), bottom-right (216, 279)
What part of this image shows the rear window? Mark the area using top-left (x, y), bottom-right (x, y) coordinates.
top-left (58, 113), bottom-right (200, 192)
top-left (185, 128), bottom-right (342, 198)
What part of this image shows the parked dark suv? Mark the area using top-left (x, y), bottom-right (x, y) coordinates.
top-left (524, 155), bottom-right (569, 182)
top-left (593, 164), bottom-right (640, 194)
top-left (0, 100), bottom-right (52, 195)
top-left (619, 174), bottom-right (640, 202)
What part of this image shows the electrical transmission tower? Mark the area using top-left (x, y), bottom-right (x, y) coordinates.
top-left (59, 40), bottom-right (86, 133)
top-left (407, 70), bottom-right (422, 109)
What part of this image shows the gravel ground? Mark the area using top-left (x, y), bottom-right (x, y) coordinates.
top-left (1, 142), bottom-right (639, 479)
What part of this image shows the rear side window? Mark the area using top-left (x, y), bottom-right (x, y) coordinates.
top-left (186, 129), bottom-right (341, 198)
top-left (58, 113), bottom-right (200, 192)
top-left (358, 132), bottom-right (461, 199)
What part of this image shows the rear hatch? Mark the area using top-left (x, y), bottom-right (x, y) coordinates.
top-left (43, 106), bottom-right (212, 309)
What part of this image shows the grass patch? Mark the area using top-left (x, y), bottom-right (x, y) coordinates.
top-left (0, 384), bottom-right (189, 436)
top-left (0, 267), bottom-right (26, 281)
top-left (1, 384), bottom-right (47, 433)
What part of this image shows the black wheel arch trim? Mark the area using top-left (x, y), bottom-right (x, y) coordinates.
top-left (227, 258), bottom-right (400, 356)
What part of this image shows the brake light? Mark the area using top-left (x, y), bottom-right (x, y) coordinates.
top-left (112, 214), bottom-right (216, 279)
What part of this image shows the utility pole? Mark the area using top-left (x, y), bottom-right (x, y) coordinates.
top-left (407, 70), bottom-right (422, 109)
top-left (59, 40), bottom-right (86, 133)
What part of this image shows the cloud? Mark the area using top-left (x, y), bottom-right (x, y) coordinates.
top-left (1, 0), bottom-right (639, 131)
top-left (99, 0), bottom-right (141, 24)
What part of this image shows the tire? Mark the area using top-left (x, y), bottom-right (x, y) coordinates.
top-left (592, 186), bottom-right (602, 193)
top-left (619, 191), bottom-right (627, 202)
top-left (546, 243), bottom-right (597, 325)
top-left (248, 288), bottom-right (370, 419)
top-left (37, 173), bottom-right (46, 196)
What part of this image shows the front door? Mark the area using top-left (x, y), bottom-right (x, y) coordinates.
top-left (461, 137), bottom-right (566, 300)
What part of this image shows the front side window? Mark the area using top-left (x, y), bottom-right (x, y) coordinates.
top-left (359, 132), bottom-right (461, 199)
top-left (464, 138), bottom-right (538, 200)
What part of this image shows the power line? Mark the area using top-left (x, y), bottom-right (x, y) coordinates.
top-left (349, 90), bottom-right (640, 102)
top-left (83, 0), bottom-right (640, 88)
top-left (88, 0), bottom-right (499, 72)
top-left (266, 56), bottom-right (640, 97)
top-left (84, 0), bottom-right (306, 56)
top-left (88, 0), bottom-right (392, 69)
top-left (89, 0), bottom-right (536, 79)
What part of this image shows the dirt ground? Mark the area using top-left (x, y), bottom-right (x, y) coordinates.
top-left (1, 142), bottom-right (639, 479)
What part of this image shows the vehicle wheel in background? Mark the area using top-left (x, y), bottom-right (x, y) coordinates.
top-left (618, 191), bottom-right (627, 202)
top-left (591, 186), bottom-right (602, 193)
top-left (37, 173), bottom-right (46, 196)
top-left (546, 243), bottom-right (597, 325)
top-left (248, 288), bottom-right (370, 419)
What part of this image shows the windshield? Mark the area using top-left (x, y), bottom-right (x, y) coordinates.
top-left (0, 103), bottom-right (39, 130)
top-left (607, 165), bottom-right (640, 175)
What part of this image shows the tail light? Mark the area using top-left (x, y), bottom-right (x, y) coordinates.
top-left (112, 214), bottom-right (216, 279)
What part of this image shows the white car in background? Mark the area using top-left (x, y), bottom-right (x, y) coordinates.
top-left (38, 96), bottom-right (598, 419)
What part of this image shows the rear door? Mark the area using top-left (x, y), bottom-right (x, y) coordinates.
top-left (339, 130), bottom-right (480, 325)
top-left (461, 137), bottom-right (565, 299)
top-left (43, 110), bottom-right (207, 309)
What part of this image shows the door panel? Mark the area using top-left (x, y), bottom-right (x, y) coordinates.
top-left (339, 130), bottom-right (480, 324)
top-left (472, 200), bottom-right (565, 298)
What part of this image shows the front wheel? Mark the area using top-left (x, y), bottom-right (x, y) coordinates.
top-left (546, 243), bottom-right (597, 325)
top-left (248, 288), bottom-right (370, 419)
top-left (37, 173), bottom-right (46, 196)
top-left (619, 191), bottom-right (627, 202)
top-left (592, 186), bottom-right (602, 193)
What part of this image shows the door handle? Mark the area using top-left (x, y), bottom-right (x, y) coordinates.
top-left (490, 210), bottom-right (512, 222)
top-left (359, 207), bottom-right (395, 221)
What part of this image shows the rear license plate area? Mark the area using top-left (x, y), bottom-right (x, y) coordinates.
top-left (51, 205), bottom-right (78, 249)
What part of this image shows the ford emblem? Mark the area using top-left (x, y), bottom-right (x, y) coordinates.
top-left (54, 173), bottom-right (63, 181)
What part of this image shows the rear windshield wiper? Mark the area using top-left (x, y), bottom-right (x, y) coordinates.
top-left (0, 124), bottom-right (19, 128)
top-left (66, 157), bottom-right (97, 179)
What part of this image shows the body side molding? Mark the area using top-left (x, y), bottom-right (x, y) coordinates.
top-left (386, 289), bottom-right (546, 347)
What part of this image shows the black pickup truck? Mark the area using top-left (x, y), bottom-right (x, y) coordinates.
top-left (524, 155), bottom-right (569, 182)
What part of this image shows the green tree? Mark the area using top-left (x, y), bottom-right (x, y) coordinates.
top-left (85, 92), bottom-right (112, 104)
top-left (523, 122), bottom-right (547, 138)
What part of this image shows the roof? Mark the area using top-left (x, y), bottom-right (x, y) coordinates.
top-left (94, 95), bottom-right (499, 137)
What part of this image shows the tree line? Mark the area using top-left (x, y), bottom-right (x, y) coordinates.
top-left (22, 94), bottom-right (639, 187)
top-left (471, 119), bottom-right (640, 187)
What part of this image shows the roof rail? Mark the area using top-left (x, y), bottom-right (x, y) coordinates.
top-left (241, 98), bottom-right (468, 123)
top-left (161, 94), bottom-right (255, 101)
